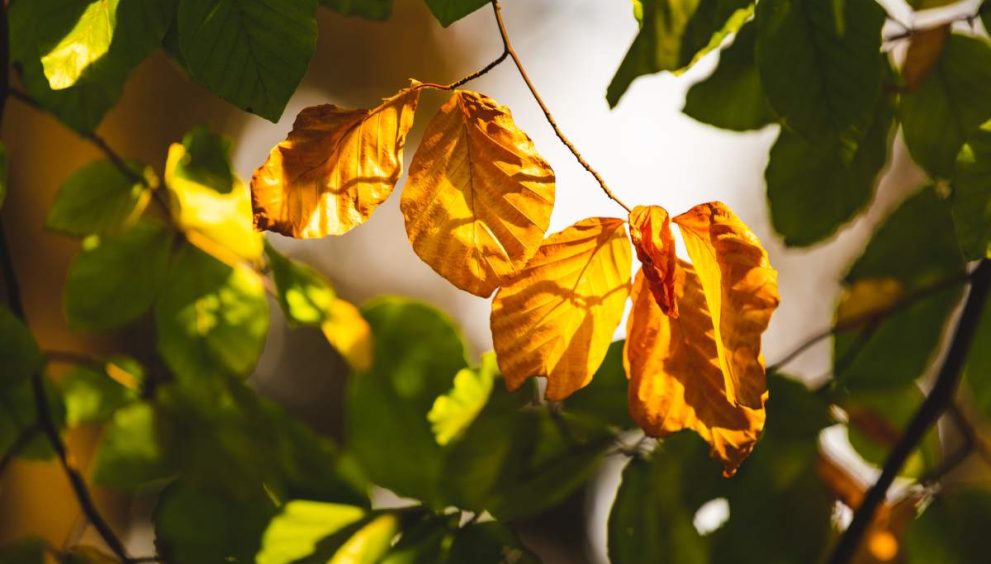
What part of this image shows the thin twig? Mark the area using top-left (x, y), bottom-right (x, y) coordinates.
top-left (829, 259), bottom-right (991, 564)
top-left (417, 48), bottom-right (510, 91)
top-left (882, 10), bottom-right (981, 43)
top-left (488, 0), bottom-right (632, 214)
top-left (767, 271), bottom-right (971, 373)
top-left (0, 423), bottom-right (40, 475)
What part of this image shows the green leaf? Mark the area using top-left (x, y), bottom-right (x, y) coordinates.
top-left (92, 401), bottom-right (174, 490)
top-left (565, 340), bottom-right (634, 430)
top-left (0, 144), bottom-right (7, 211)
top-left (154, 243), bottom-right (269, 380)
top-left (321, 0), bottom-right (394, 20)
top-left (427, 353), bottom-right (496, 446)
top-left (155, 480), bottom-right (278, 564)
top-left (0, 305), bottom-right (42, 388)
top-left (60, 366), bottom-right (136, 426)
top-left (950, 120), bottom-right (991, 260)
top-left (423, 0), bottom-right (490, 27)
top-left (755, 0), bottom-right (884, 139)
top-left (9, 0), bottom-right (177, 132)
top-left (0, 537), bottom-right (45, 564)
top-left (0, 378), bottom-right (59, 461)
top-left (60, 546), bottom-right (117, 564)
top-left (256, 500), bottom-right (366, 564)
top-left (835, 188), bottom-right (966, 390)
top-left (901, 34), bottom-right (991, 178)
top-left (170, 127), bottom-right (235, 195)
top-left (177, 0), bottom-right (318, 122)
top-left (335, 513), bottom-right (402, 564)
top-left (347, 298), bottom-right (467, 505)
top-left (65, 220), bottom-right (174, 332)
top-left (607, 0), bottom-right (752, 107)
top-left (683, 21), bottom-right (774, 132)
top-left (765, 88), bottom-right (894, 246)
top-left (267, 242), bottom-right (336, 326)
top-left (448, 522), bottom-right (538, 564)
top-left (905, 488), bottom-right (991, 563)
top-left (381, 513), bottom-right (457, 564)
top-left (46, 160), bottom-right (156, 237)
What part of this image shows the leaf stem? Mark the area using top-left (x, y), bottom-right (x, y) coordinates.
top-left (828, 259), bottom-right (991, 564)
top-left (488, 0), bottom-right (632, 214)
top-left (417, 48), bottom-right (510, 91)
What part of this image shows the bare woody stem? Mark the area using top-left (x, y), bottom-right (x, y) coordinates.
top-left (488, 0), bottom-right (632, 214)
top-left (417, 48), bottom-right (510, 91)
top-left (829, 259), bottom-right (991, 564)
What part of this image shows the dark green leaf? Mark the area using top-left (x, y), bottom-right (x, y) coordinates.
top-left (267, 242), bottom-right (336, 326)
top-left (950, 119), bottom-right (991, 260)
top-left (172, 127), bottom-right (235, 195)
top-left (155, 480), bottom-right (278, 564)
top-left (448, 522), bottom-right (538, 564)
top-left (347, 298), bottom-right (467, 505)
top-left (755, 0), bottom-right (884, 139)
top-left (424, 0), bottom-right (490, 27)
top-left (0, 305), bottom-right (42, 388)
top-left (0, 378), bottom-right (59, 461)
top-left (607, 0), bottom-right (752, 107)
top-left (154, 243), bottom-right (269, 380)
top-left (0, 537), bottom-right (45, 564)
top-left (47, 160), bottom-right (155, 237)
top-left (765, 88), bottom-right (893, 246)
top-left (321, 0), bottom-right (394, 20)
top-left (65, 219), bottom-right (174, 332)
top-left (905, 488), bottom-right (991, 563)
top-left (683, 21), bottom-right (774, 132)
top-left (9, 0), bottom-right (177, 132)
top-left (61, 546), bottom-right (117, 564)
top-left (963, 294), bottom-right (991, 419)
top-left (565, 340), bottom-right (634, 430)
top-left (901, 33), bottom-right (991, 178)
top-left (836, 188), bottom-right (966, 390)
top-left (381, 513), bottom-right (457, 564)
top-left (92, 401), bottom-right (175, 490)
top-left (256, 500), bottom-right (366, 564)
top-left (177, 0), bottom-right (318, 121)
top-left (60, 366), bottom-right (136, 426)
top-left (0, 144), bottom-right (7, 211)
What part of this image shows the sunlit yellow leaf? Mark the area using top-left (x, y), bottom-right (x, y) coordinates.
top-left (251, 85), bottom-right (420, 238)
top-left (491, 217), bottom-right (632, 400)
top-left (673, 202), bottom-right (779, 409)
top-left (329, 514), bottom-right (399, 564)
top-left (835, 277), bottom-right (905, 329)
top-left (902, 25), bottom-right (949, 91)
top-left (321, 298), bottom-right (373, 373)
top-left (629, 205), bottom-right (681, 317)
top-left (625, 267), bottom-right (765, 476)
top-left (402, 90), bottom-right (555, 297)
top-left (427, 352), bottom-right (497, 446)
top-left (165, 144), bottom-right (263, 263)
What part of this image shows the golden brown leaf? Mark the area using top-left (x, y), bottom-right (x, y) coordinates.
top-left (491, 217), bottom-right (632, 400)
top-left (902, 25), bottom-right (949, 91)
top-left (251, 85), bottom-right (420, 238)
top-left (401, 90), bottom-right (555, 297)
top-left (321, 298), bottom-right (373, 373)
top-left (673, 202), bottom-right (779, 410)
top-left (625, 266), bottom-right (766, 476)
top-left (629, 205), bottom-right (681, 317)
top-left (835, 277), bottom-right (905, 329)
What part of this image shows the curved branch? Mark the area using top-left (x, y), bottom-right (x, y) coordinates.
top-left (828, 259), bottom-right (991, 564)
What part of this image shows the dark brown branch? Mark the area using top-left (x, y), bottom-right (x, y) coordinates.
top-left (488, 0), bottom-right (632, 214)
top-left (829, 259), bottom-right (991, 564)
top-left (417, 48), bottom-right (510, 91)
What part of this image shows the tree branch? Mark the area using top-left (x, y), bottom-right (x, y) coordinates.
top-left (829, 259), bottom-right (991, 564)
top-left (488, 0), bottom-right (632, 214)
top-left (417, 47), bottom-right (510, 91)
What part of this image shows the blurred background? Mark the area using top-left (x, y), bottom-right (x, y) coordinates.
top-left (0, 0), bottom-right (963, 561)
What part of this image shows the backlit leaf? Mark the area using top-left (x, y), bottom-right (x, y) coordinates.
top-left (40, 1), bottom-right (116, 90)
top-left (64, 220), bottom-right (174, 332)
top-left (565, 340), bottom-right (635, 430)
top-left (252, 86), bottom-right (420, 238)
top-left (267, 243), bottom-right (337, 326)
top-left (256, 500), bottom-right (366, 564)
top-left (428, 352), bottom-right (496, 446)
top-left (950, 119), bottom-right (991, 260)
top-left (625, 267), bottom-right (766, 475)
top-left (629, 205), bottom-right (680, 316)
top-left (424, 0), bottom-right (490, 27)
top-left (165, 129), bottom-right (263, 263)
top-left (683, 21), bottom-right (775, 132)
top-left (321, 0), bottom-right (394, 20)
top-left (673, 201), bottom-right (779, 409)
top-left (834, 278), bottom-right (905, 328)
top-left (92, 401), bottom-right (174, 490)
top-left (47, 160), bottom-right (156, 237)
top-left (491, 217), bottom-right (632, 400)
top-left (154, 244), bottom-right (269, 380)
top-left (332, 514), bottom-right (400, 564)
top-left (402, 90), bottom-right (555, 297)
top-left (755, 0), bottom-right (884, 139)
top-left (321, 298), bottom-right (373, 373)
top-left (901, 33), bottom-right (991, 178)
top-left (177, 0), bottom-right (318, 121)
top-left (0, 305), bottom-right (42, 388)
top-left (607, 0), bottom-right (753, 107)
top-left (60, 366), bottom-right (136, 426)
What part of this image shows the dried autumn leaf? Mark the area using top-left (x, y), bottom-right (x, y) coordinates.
top-left (491, 217), bottom-right (632, 400)
top-left (673, 202), bottom-right (779, 409)
top-left (902, 25), bottom-right (949, 91)
top-left (629, 205), bottom-right (681, 317)
top-left (251, 85), bottom-right (420, 238)
top-left (402, 90), bottom-right (555, 297)
top-left (625, 266), bottom-right (766, 476)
